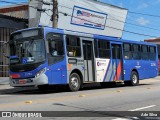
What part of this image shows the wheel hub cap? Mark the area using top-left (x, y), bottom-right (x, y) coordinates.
top-left (132, 75), bottom-right (137, 84)
top-left (71, 77), bottom-right (78, 88)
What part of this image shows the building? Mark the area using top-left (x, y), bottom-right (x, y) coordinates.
top-left (29, 0), bottom-right (128, 38)
top-left (144, 38), bottom-right (160, 44)
top-left (0, 4), bottom-right (28, 77)
top-left (144, 38), bottom-right (160, 54)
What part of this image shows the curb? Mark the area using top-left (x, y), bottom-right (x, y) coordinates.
top-left (0, 77), bottom-right (9, 85)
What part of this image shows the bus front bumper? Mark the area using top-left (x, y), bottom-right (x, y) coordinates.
top-left (9, 74), bottom-right (48, 87)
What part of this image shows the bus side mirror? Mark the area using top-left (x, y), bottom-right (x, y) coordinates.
top-left (9, 56), bottom-right (19, 64)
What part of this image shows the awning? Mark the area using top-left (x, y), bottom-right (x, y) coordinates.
top-left (0, 14), bottom-right (28, 29)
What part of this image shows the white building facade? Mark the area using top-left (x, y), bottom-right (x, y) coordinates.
top-left (29, 0), bottom-right (128, 38)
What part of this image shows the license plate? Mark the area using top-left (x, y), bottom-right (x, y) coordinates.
top-left (19, 80), bottom-right (26, 84)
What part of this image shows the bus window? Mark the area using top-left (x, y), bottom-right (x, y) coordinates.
top-left (66, 36), bottom-right (81, 57)
top-left (141, 45), bottom-right (149, 60)
top-left (158, 55), bottom-right (160, 74)
top-left (123, 43), bottom-right (132, 59)
top-left (132, 44), bottom-right (140, 60)
top-left (48, 34), bottom-right (64, 56)
top-left (158, 45), bottom-right (160, 74)
top-left (94, 39), bottom-right (98, 58)
top-left (98, 40), bottom-right (110, 58)
top-left (46, 33), bottom-right (64, 65)
top-left (149, 46), bottom-right (156, 60)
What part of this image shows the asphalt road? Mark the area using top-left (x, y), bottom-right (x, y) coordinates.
top-left (0, 76), bottom-right (160, 120)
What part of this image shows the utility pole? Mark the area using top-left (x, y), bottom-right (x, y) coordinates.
top-left (52, 0), bottom-right (58, 28)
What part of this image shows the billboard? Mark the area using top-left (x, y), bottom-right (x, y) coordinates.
top-left (71, 6), bottom-right (107, 30)
top-left (29, 0), bottom-right (128, 38)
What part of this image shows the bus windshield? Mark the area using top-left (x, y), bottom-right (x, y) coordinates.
top-left (10, 39), bottom-right (46, 65)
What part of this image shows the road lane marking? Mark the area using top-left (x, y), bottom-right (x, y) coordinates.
top-left (25, 101), bottom-right (33, 104)
top-left (132, 117), bottom-right (139, 119)
top-left (79, 94), bottom-right (86, 97)
top-left (116, 90), bottom-right (122, 92)
top-left (112, 117), bottom-right (139, 120)
top-left (129, 105), bottom-right (156, 111)
top-left (112, 118), bottom-right (130, 120)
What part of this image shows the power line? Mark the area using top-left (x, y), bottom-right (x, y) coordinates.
top-left (58, 10), bottom-right (158, 38)
top-left (36, 0), bottom-right (132, 23)
top-left (58, 4), bottom-right (160, 32)
top-left (58, 1), bottom-right (160, 28)
top-left (54, 2), bottom-right (160, 31)
top-left (0, 0), bottom-right (27, 5)
top-left (0, 0), bottom-right (159, 38)
top-left (129, 11), bottom-right (160, 18)
top-left (31, 4), bottom-right (159, 38)
top-left (55, 4), bottom-right (160, 34)
top-left (0, 0), bottom-right (40, 10)
top-left (2, 0), bottom-right (160, 31)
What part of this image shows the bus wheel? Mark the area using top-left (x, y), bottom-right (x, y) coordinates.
top-left (130, 71), bottom-right (139, 86)
top-left (69, 73), bottom-right (81, 92)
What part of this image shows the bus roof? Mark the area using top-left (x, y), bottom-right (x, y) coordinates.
top-left (93, 34), bottom-right (157, 46)
top-left (11, 27), bottom-right (157, 46)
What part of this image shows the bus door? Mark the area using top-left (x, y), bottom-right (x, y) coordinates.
top-left (111, 44), bottom-right (123, 81)
top-left (82, 40), bottom-right (95, 82)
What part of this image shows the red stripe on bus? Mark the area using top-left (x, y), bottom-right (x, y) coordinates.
top-left (114, 61), bottom-right (122, 80)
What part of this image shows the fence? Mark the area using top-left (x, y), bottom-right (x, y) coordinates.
top-left (0, 27), bottom-right (16, 77)
top-left (0, 65), bottom-right (8, 77)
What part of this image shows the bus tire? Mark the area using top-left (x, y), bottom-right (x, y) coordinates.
top-left (69, 73), bottom-right (81, 92)
top-left (130, 71), bottom-right (139, 86)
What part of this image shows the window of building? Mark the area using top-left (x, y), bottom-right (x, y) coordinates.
top-left (66, 35), bottom-right (81, 57)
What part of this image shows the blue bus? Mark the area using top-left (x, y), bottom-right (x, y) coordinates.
top-left (9, 27), bottom-right (158, 91)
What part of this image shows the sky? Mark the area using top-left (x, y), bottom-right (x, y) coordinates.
top-left (0, 0), bottom-right (27, 6)
top-left (100, 0), bottom-right (160, 41)
top-left (0, 0), bottom-right (160, 41)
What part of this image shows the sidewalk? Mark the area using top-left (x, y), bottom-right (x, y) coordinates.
top-left (0, 77), bottom-right (9, 85)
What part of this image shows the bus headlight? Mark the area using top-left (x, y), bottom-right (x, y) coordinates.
top-left (35, 68), bottom-right (46, 78)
